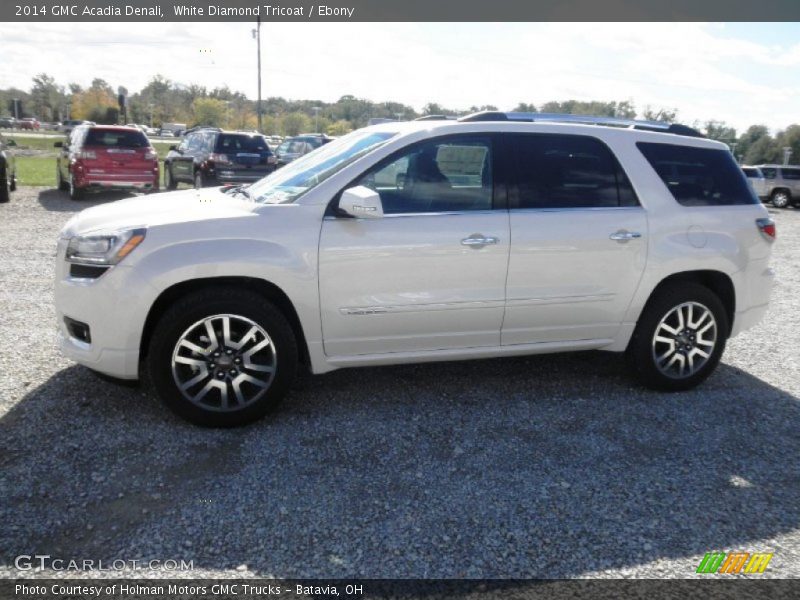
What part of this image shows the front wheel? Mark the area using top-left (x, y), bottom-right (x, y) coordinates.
top-left (627, 282), bottom-right (728, 391)
top-left (164, 163), bottom-right (177, 190)
top-left (771, 190), bottom-right (791, 209)
top-left (147, 287), bottom-right (298, 427)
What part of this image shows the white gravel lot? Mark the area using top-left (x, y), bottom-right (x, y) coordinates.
top-left (0, 187), bottom-right (798, 580)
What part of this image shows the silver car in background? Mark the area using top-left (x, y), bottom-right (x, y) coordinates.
top-left (742, 166), bottom-right (767, 202)
top-left (755, 164), bottom-right (800, 208)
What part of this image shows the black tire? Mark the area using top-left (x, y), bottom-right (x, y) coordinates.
top-left (771, 189), bottom-right (791, 209)
top-left (8, 170), bottom-right (15, 192)
top-left (68, 174), bottom-right (82, 201)
top-left (194, 170), bottom-right (204, 189)
top-left (0, 169), bottom-right (9, 203)
top-left (627, 282), bottom-right (728, 392)
top-left (147, 287), bottom-right (298, 427)
top-left (164, 163), bottom-right (177, 190)
top-left (57, 164), bottom-right (69, 191)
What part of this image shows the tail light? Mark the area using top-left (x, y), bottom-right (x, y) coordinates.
top-left (756, 218), bottom-right (776, 241)
top-left (267, 155), bottom-right (277, 165)
top-left (77, 151), bottom-right (96, 160)
top-left (144, 149), bottom-right (157, 160)
top-left (209, 153), bottom-right (231, 164)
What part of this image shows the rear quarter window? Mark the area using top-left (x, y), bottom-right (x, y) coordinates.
top-left (781, 168), bottom-right (800, 180)
top-left (637, 142), bottom-right (757, 206)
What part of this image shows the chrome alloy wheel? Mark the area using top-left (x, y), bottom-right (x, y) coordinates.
top-left (171, 314), bottom-right (277, 412)
top-left (651, 301), bottom-right (717, 379)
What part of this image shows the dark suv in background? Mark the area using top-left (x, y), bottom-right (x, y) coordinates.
top-left (164, 128), bottom-right (277, 189)
top-left (0, 132), bottom-right (17, 203)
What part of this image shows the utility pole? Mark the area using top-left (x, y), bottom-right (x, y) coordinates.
top-left (312, 106), bottom-right (321, 133)
top-left (783, 146), bottom-right (792, 165)
top-left (252, 17), bottom-right (263, 133)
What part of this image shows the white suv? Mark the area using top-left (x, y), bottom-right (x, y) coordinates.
top-left (55, 112), bottom-right (776, 426)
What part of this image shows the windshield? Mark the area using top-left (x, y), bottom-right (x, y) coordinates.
top-left (248, 130), bottom-right (396, 204)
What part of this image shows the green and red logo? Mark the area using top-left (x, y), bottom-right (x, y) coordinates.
top-left (696, 552), bottom-right (773, 574)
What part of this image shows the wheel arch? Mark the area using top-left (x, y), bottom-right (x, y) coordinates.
top-left (770, 187), bottom-right (791, 198)
top-left (642, 270), bottom-right (735, 337)
top-left (139, 276), bottom-right (310, 368)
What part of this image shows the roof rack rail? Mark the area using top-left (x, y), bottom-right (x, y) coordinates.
top-left (414, 115), bottom-right (457, 121)
top-left (457, 111), bottom-right (705, 138)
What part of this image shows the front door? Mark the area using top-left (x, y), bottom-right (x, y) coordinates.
top-left (319, 135), bottom-right (510, 356)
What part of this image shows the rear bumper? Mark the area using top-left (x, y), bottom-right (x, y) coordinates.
top-left (209, 169), bottom-right (273, 185)
top-left (75, 172), bottom-right (159, 191)
top-left (730, 265), bottom-right (775, 337)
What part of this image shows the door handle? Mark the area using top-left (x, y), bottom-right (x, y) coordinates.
top-left (461, 235), bottom-right (499, 247)
top-left (609, 230), bottom-right (642, 242)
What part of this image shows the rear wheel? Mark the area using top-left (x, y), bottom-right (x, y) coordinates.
top-left (0, 169), bottom-right (9, 203)
top-left (627, 282), bottom-right (728, 391)
top-left (771, 189), bottom-right (791, 209)
top-left (164, 163), bottom-right (177, 190)
top-left (8, 170), bottom-right (15, 192)
top-left (147, 287), bottom-right (298, 427)
top-left (68, 174), bottom-right (82, 201)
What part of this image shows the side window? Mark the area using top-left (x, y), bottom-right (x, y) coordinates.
top-left (781, 168), bottom-right (800, 180)
top-left (357, 137), bottom-right (493, 214)
top-left (511, 134), bottom-right (637, 209)
top-left (761, 167), bottom-right (777, 179)
top-left (177, 135), bottom-right (190, 153)
top-left (637, 142), bottom-right (757, 206)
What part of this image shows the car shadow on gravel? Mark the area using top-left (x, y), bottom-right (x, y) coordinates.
top-left (1, 353), bottom-right (798, 579)
top-left (37, 188), bottom-right (136, 212)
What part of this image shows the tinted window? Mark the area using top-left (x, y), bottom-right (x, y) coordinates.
top-left (637, 142), bottom-right (757, 206)
top-left (760, 167), bottom-right (777, 179)
top-left (781, 168), bottom-right (800, 180)
top-left (216, 134), bottom-right (271, 154)
top-left (741, 167), bottom-right (758, 177)
top-left (512, 134), bottom-right (637, 209)
top-left (84, 129), bottom-right (148, 148)
top-left (358, 136), bottom-right (493, 214)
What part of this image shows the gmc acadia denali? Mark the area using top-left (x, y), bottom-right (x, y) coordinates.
top-left (55, 112), bottom-right (776, 426)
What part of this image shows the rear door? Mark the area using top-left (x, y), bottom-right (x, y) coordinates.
top-left (82, 129), bottom-right (153, 178)
top-left (215, 134), bottom-right (273, 178)
top-left (502, 133), bottom-right (647, 345)
top-left (319, 134), bottom-right (510, 356)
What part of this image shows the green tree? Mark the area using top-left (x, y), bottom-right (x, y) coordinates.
top-left (703, 120), bottom-right (737, 143)
top-left (30, 73), bottom-right (65, 121)
top-left (281, 112), bottom-right (311, 136)
top-left (191, 97), bottom-right (227, 127)
top-left (642, 106), bottom-right (678, 123)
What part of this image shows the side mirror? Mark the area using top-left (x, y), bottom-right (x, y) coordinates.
top-left (53, 141), bottom-right (63, 148)
top-left (338, 186), bottom-right (384, 219)
top-left (169, 145), bottom-right (177, 151)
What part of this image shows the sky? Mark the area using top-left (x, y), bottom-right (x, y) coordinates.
top-left (0, 21), bottom-right (799, 132)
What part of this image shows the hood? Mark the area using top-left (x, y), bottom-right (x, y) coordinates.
top-left (60, 187), bottom-right (256, 238)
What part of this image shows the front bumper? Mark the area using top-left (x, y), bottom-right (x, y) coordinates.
top-left (54, 239), bottom-right (156, 379)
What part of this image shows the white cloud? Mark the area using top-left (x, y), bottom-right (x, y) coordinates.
top-left (0, 22), bottom-right (798, 132)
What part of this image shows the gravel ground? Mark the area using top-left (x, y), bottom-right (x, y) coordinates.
top-left (1, 187), bottom-right (799, 580)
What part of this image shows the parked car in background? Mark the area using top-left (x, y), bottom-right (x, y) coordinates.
top-left (755, 164), bottom-right (800, 208)
top-left (741, 166), bottom-right (767, 201)
top-left (0, 133), bottom-right (17, 203)
top-left (18, 118), bottom-right (41, 130)
top-left (164, 128), bottom-right (277, 189)
top-left (0, 117), bottom-right (17, 129)
top-left (126, 123), bottom-right (159, 136)
top-left (274, 134), bottom-right (332, 167)
top-left (55, 125), bottom-right (159, 200)
top-left (54, 112), bottom-right (775, 426)
top-left (160, 122), bottom-right (187, 137)
top-left (60, 119), bottom-right (95, 135)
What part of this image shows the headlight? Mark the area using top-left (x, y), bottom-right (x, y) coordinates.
top-left (66, 228), bottom-right (146, 266)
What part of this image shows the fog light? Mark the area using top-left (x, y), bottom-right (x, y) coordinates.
top-left (64, 317), bottom-right (91, 344)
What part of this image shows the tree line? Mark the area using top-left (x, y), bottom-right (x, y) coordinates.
top-left (2, 73), bottom-right (799, 165)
